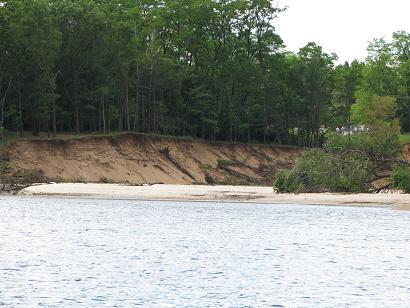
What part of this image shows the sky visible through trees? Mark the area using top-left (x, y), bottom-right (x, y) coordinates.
top-left (0, 0), bottom-right (409, 147)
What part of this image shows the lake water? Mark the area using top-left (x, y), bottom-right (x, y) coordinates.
top-left (1, 197), bottom-right (410, 307)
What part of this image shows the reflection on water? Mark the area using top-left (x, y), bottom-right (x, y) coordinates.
top-left (0, 197), bottom-right (409, 307)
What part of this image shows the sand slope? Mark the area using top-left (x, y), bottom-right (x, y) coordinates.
top-left (5, 134), bottom-right (301, 185)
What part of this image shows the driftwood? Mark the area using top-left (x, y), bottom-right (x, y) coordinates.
top-left (0, 180), bottom-right (30, 194)
top-left (370, 184), bottom-right (391, 194)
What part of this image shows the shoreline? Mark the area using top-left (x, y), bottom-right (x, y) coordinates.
top-left (15, 183), bottom-right (410, 211)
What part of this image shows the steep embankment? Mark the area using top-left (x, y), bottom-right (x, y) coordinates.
top-left (5, 134), bottom-right (302, 185)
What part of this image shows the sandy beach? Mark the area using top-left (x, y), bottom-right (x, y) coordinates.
top-left (18, 183), bottom-right (410, 211)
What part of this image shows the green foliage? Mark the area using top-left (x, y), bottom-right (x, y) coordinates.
top-left (296, 42), bottom-right (337, 146)
top-left (99, 176), bottom-right (113, 184)
top-left (350, 95), bottom-right (401, 157)
top-left (325, 130), bottom-right (400, 159)
top-left (0, 161), bottom-right (11, 175)
top-left (0, 0), bottom-right (296, 143)
top-left (356, 32), bottom-right (410, 132)
top-left (399, 134), bottom-right (410, 145)
top-left (0, 0), bottom-right (409, 148)
top-left (274, 127), bottom-right (404, 194)
top-left (274, 148), bottom-right (371, 193)
top-left (274, 168), bottom-right (305, 193)
top-left (329, 60), bottom-right (363, 128)
top-left (351, 95), bottom-right (398, 125)
top-left (217, 159), bottom-right (236, 168)
top-left (0, 126), bottom-right (5, 145)
top-left (391, 166), bottom-right (410, 193)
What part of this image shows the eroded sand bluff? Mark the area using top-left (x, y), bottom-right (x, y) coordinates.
top-left (5, 134), bottom-right (302, 185)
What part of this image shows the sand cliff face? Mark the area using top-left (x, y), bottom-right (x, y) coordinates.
top-left (5, 134), bottom-right (302, 185)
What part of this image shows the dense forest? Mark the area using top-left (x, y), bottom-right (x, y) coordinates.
top-left (0, 0), bottom-right (409, 146)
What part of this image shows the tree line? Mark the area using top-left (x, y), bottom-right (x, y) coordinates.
top-left (0, 0), bottom-right (409, 146)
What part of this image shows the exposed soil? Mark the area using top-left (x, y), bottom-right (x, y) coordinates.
top-left (4, 133), bottom-right (302, 186)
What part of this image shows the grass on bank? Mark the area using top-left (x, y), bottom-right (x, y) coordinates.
top-left (0, 131), bottom-right (196, 152)
top-left (2, 130), bottom-right (409, 153)
top-left (217, 159), bottom-right (237, 168)
top-left (1, 131), bottom-right (124, 145)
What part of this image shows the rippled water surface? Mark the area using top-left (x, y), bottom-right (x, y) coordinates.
top-left (1, 197), bottom-right (410, 307)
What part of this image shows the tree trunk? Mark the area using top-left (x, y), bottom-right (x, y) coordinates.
top-left (52, 99), bottom-right (57, 138)
top-left (407, 104), bottom-right (410, 132)
top-left (72, 60), bottom-right (80, 134)
top-left (118, 95), bottom-right (123, 131)
top-left (133, 95), bottom-right (139, 132)
top-left (102, 96), bottom-right (106, 134)
top-left (100, 95), bottom-right (106, 134)
top-left (134, 64), bottom-right (140, 132)
top-left (74, 104), bottom-right (80, 133)
top-left (18, 83), bottom-right (23, 137)
top-left (263, 99), bottom-right (267, 144)
top-left (32, 115), bottom-right (39, 137)
top-left (108, 102), bottom-right (111, 133)
top-left (0, 75), bottom-right (12, 143)
top-left (142, 95), bottom-right (146, 133)
top-left (47, 120), bottom-right (50, 138)
top-left (125, 83), bottom-right (130, 132)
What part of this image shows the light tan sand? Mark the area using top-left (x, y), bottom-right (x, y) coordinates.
top-left (6, 134), bottom-right (301, 186)
top-left (19, 183), bottom-right (410, 210)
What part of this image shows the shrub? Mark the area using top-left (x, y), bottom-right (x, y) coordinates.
top-left (99, 176), bottom-right (113, 183)
top-left (391, 166), bottom-right (410, 193)
top-left (274, 148), bottom-right (372, 193)
top-left (274, 170), bottom-right (304, 193)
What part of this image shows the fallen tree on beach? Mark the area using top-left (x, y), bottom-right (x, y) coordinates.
top-left (274, 96), bottom-right (410, 193)
top-left (274, 139), bottom-right (409, 193)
